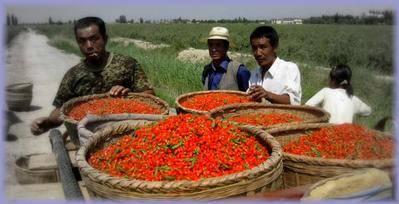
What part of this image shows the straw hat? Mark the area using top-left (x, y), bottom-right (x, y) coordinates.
top-left (208, 27), bottom-right (229, 41)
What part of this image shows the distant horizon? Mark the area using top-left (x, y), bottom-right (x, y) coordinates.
top-left (6, 3), bottom-right (394, 24)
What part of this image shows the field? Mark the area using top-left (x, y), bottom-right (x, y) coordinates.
top-left (30, 23), bottom-right (394, 128)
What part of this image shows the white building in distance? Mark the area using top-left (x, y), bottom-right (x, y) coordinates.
top-left (271, 18), bottom-right (303, 24)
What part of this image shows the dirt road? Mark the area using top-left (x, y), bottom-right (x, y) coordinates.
top-left (5, 29), bottom-right (80, 199)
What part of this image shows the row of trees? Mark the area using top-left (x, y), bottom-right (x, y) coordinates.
top-left (9, 9), bottom-right (392, 26)
top-left (7, 14), bottom-right (18, 26)
top-left (304, 10), bottom-right (393, 25)
top-left (114, 10), bottom-right (393, 25)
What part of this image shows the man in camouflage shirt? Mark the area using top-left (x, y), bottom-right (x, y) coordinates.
top-left (31, 16), bottom-right (153, 135)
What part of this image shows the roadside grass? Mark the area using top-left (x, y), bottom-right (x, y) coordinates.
top-left (6, 25), bottom-right (27, 46)
top-left (32, 24), bottom-right (393, 128)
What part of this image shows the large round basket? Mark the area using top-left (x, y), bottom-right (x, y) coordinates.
top-left (267, 123), bottom-right (394, 189)
top-left (61, 93), bottom-right (169, 146)
top-left (175, 90), bottom-right (250, 115)
top-left (209, 103), bottom-right (329, 130)
top-left (76, 123), bottom-right (283, 200)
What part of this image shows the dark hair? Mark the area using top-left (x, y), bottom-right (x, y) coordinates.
top-left (250, 26), bottom-right (279, 48)
top-left (330, 64), bottom-right (353, 96)
top-left (74, 17), bottom-right (107, 39)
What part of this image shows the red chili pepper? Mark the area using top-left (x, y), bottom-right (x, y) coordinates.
top-left (283, 124), bottom-right (394, 160)
top-left (228, 112), bottom-right (303, 127)
top-left (88, 114), bottom-right (270, 181)
top-left (68, 98), bottom-right (163, 121)
top-left (180, 93), bottom-right (251, 111)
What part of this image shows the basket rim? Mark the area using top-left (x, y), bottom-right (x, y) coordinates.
top-left (267, 123), bottom-right (394, 168)
top-left (175, 90), bottom-right (249, 114)
top-left (209, 103), bottom-right (330, 129)
top-left (76, 122), bottom-right (283, 191)
top-left (60, 93), bottom-right (170, 124)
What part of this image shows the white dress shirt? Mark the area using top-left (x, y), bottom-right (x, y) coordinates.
top-left (248, 57), bottom-right (301, 105)
top-left (305, 87), bottom-right (372, 124)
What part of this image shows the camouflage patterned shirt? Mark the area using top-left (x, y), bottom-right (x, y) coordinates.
top-left (53, 52), bottom-right (152, 108)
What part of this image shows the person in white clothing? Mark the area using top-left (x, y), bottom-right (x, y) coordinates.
top-left (305, 64), bottom-right (371, 124)
top-left (247, 26), bottom-right (301, 105)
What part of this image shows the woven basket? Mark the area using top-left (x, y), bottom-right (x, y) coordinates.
top-left (175, 90), bottom-right (250, 115)
top-left (6, 82), bottom-right (33, 111)
top-left (14, 155), bottom-right (59, 184)
top-left (267, 123), bottom-right (394, 189)
top-left (61, 93), bottom-right (169, 146)
top-left (209, 103), bottom-right (329, 130)
top-left (76, 123), bottom-right (283, 200)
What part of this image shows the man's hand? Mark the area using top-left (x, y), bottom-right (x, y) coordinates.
top-left (109, 85), bottom-right (130, 97)
top-left (31, 117), bottom-right (51, 135)
top-left (248, 85), bottom-right (270, 102)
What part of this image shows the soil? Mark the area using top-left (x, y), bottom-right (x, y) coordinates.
top-left (5, 29), bottom-right (80, 199)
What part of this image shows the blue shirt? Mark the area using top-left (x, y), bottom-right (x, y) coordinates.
top-left (205, 58), bottom-right (250, 91)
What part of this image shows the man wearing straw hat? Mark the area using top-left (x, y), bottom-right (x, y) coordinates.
top-left (248, 26), bottom-right (301, 105)
top-left (202, 27), bottom-right (250, 92)
top-left (30, 16), bottom-right (154, 136)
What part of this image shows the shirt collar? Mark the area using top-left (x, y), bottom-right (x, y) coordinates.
top-left (211, 57), bottom-right (230, 72)
top-left (260, 57), bottom-right (280, 78)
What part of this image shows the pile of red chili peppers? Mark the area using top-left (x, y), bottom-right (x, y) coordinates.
top-left (68, 98), bottom-right (163, 121)
top-left (88, 114), bottom-right (270, 181)
top-left (228, 112), bottom-right (303, 127)
top-left (180, 93), bottom-right (251, 111)
top-left (283, 124), bottom-right (393, 160)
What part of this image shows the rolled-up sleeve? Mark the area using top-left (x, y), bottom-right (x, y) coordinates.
top-left (282, 63), bottom-right (301, 105)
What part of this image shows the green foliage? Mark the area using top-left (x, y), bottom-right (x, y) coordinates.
top-left (6, 25), bottom-right (26, 45)
top-left (32, 23), bottom-right (393, 128)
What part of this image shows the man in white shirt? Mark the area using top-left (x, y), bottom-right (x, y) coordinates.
top-left (247, 26), bottom-right (301, 105)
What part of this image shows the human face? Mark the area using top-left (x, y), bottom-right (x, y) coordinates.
top-left (208, 39), bottom-right (228, 63)
top-left (75, 24), bottom-right (107, 63)
top-left (251, 37), bottom-right (277, 68)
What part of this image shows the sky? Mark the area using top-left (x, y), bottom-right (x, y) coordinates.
top-left (4, 0), bottom-right (396, 24)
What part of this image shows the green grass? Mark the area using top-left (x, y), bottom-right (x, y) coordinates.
top-left (31, 24), bottom-right (393, 128)
top-left (6, 25), bottom-right (27, 45)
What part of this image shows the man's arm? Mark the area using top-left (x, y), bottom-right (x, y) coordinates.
top-left (248, 85), bottom-right (291, 104)
top-left (31, 108), bottom-right (63, 135)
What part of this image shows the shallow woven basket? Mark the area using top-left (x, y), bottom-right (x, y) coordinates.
top-left (61, 93), bottom-right (169, 146)
top-left (14, 155), bottom-right (59, 184)
top-left (175, 90), bottom-right (250, 115)
top-left (76, 123), bottom-right (283, 200)
top-left (267, 123), bottom-right (394, 189)
top-left (209, 103), bottom-right (330, 130)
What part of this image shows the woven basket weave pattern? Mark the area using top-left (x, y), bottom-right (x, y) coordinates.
top-left (267, 123), bottom-right (394, 189)
top-left (76, 123), bottom-right (283, 200)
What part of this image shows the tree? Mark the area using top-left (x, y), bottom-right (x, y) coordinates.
top-left (139, 17), bottom-right (144, 24)
top-left (10, 14), bottom-right (18, 26)
top-left (119, 15), bottom-right (127, 23)
top-left (49, 17), bottom-right (54, 25)
top-left (7, 14), bottom-right (10, 26)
